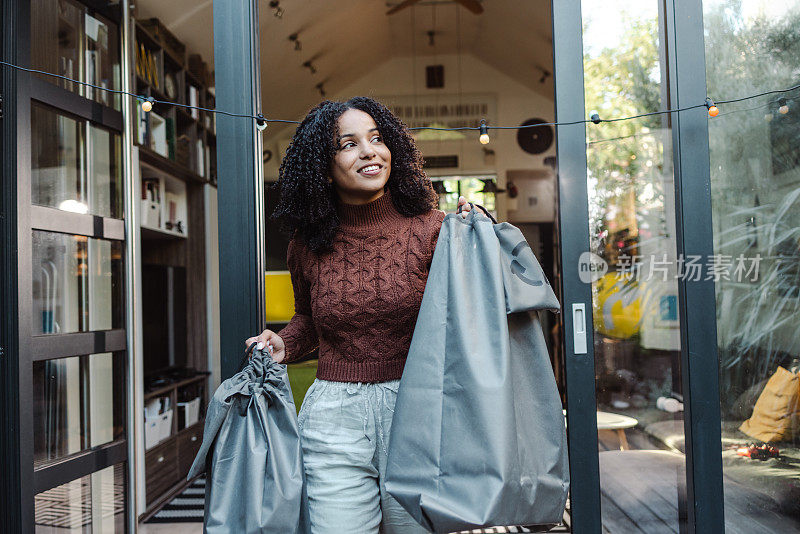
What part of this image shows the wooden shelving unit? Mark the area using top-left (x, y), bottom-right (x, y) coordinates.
top-left (134, 19), bottom-right (217, 185)
top-left (133, 16), bottom-right (215, 517)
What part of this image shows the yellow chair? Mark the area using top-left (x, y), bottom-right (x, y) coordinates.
top-left (265, 271), bottom-right (294, 323)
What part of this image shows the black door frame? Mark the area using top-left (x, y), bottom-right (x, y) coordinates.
top-left (1, 0), bottom-right (24, 530)
top-left (552, 0), bottom-right (725, 532)
top-left (212, 0), bottom-right (266, 380)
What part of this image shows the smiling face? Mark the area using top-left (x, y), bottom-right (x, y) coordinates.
top-left (330, 108), bottom-right (392, 205)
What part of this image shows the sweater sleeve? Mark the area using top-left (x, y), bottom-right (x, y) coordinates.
top-left (427, 209), bottom-right (447, 271)
top-left (276, 237), bottom-right (319, 363)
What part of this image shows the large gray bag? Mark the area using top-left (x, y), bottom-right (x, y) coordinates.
top-left (385, 205), bottom-right (569, 533)
top-left (188, 343), bottom-right (309, 534)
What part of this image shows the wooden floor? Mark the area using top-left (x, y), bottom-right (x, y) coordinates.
top-left (598, 449), bottom-right (800, 533)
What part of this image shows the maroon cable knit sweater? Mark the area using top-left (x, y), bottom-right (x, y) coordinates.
top-left (276, 188), bottom-right (446, 382)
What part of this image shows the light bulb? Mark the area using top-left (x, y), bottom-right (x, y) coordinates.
top-left (479, 121), bottom-right (490, 145)
top-left (778, 98), bottom-right (789, 114)
top-left (705, 97), bottom-right (718, 117)
top-left (140, 97), bottom-right (154, 112)
top-left (256, 114), bottom-right (268, 131)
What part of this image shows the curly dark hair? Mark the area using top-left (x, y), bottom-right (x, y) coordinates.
top-left (269, 96), bottom-right (438, 254)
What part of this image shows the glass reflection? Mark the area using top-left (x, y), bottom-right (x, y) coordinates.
top-left (33, 353), bottom-right (124, 467)
top-left (32, 231), bottom-right (123, 335)
top-left (704, 0), bottom-right (800, 530)
top-left (34, 463), bottom-right (125, 532)
top-left (31, 0), bottom-right (121, 110)
top-left (582, 0), bottom-right (687, 531)
top-left (432, 176), bottom-right (497, 219)
top-left (32, 104), bottom-right (123, 218)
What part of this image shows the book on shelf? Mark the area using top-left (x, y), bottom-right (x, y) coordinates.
top-left (189, 85), bottom-right (199, 120)
top-left (196, 139), bottom-right (205, 177)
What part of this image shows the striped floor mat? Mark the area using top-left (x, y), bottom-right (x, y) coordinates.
top-left (145, 476), bottom-right (571, 532)
top-left (145, 476), bottom-right (205, 523)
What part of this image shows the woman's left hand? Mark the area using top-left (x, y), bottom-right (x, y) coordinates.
top-left (456, 196), bottom-right (474, 219)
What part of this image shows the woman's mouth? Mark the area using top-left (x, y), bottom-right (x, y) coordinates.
top-left (358, 164), bottom-right (382, 177)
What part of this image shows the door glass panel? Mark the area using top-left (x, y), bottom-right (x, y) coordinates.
top-left (30, 0), bottom-right (83, 96)
top-left (34, 463), bottom-right (125, 532)
top-left (32, 352), bottom-right (125, 467)
top-left (32, 231), bottom-right (124, 335)
top-left (582, 1), bottom-right (687, 531)
top-left (30, 0), bottom-right (121, 110)
top-left (32, 104), bottom-right (123, 218)
top-left (704, 1), bottom-right (800, 530)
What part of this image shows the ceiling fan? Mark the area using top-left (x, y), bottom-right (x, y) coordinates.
top-left (387, 0), bottom-right (484, 16)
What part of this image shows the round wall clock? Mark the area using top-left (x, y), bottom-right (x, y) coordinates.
top-left (517, 118), bottom-right (554, 155)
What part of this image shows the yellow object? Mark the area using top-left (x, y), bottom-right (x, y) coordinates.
top-left (592, 273), bottom-right (643, 339)
top-left (265, 271), bottom-right (295, 322)
top-left (740, 366), bottom-right (800, 443)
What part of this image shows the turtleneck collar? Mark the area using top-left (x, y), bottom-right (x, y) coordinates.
top-left (336, 188), bottom-right (406, 230)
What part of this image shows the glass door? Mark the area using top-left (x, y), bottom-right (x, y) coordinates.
top-left (15, 0), bottom-right (130, 530)
top-left (552, 0), bottom-right (724, 532)
top-left (579, 1), bottom-right (689, 532)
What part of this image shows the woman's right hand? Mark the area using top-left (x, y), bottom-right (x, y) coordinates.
top-left (245, 329), bottom-right (286, 363)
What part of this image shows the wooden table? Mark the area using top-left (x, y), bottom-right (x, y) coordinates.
top-left (596, 411), bottom-right (638, 450)
top-left (562, 410), bottom-right (638, 450)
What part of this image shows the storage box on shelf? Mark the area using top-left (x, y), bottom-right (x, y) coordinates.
top-left (143, 372), bottom-right (209, 507)
top-left (140, 164), bottom-right (187, 239)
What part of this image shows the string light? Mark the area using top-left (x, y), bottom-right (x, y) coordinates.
top-left (705, 97), bottom-right (719, 117)
top-left (2, 59), bottom-right (799, 135)
top-left (479, 120), bottom-right (490, 144)
top-left (139, 96), bottom-right (154, 113)
top-left (255, 113), bottom-right (268, 131)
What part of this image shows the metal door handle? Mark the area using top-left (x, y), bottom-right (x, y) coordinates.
top-left (572, 303), bottom-right (587, 354)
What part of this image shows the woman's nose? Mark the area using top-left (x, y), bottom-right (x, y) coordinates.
top-left (360, 144), bottom-right (376, 159)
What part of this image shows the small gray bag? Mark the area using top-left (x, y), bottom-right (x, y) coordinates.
top-left (188, 343), bottom-right (309, 534)
top-left (385, 205), bottom-right (569, 533)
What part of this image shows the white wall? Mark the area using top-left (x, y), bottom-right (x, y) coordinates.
top-left (263, 53), bottom-right (555, 222)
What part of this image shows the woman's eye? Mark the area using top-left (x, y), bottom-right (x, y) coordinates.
top-left (341, 141), bottom-right (355, 149)
top-left (372, 136), bottom-right (383, 143)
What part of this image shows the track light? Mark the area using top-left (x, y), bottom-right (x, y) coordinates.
top-left (289, 33), bottom-right (301, 51)
top-left (778, 97), bottom-right (789, 114)
top-left (303, 60), bottom-right (317, 74)
top-left (269, 1), bottom-right (283, 18)
top-left (316, 82), bottom-right (326, 97)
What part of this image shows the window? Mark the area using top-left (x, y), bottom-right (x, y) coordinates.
top-left (31, 104), bottom-right (123, 219)
top-left (32, 231), bottom-right (124, 335)
top-left (33, 353), bottom-right (125, 467)
top-left (30, 0), bottom-right (121, 110)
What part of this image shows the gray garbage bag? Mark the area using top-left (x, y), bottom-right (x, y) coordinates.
top-left (188, 343), bottom-right (309, 534)
top-left (385, 205), bottom-right (569, 533)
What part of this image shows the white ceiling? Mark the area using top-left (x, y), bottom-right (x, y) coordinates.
top-left (136, 0), bottom-right (553, 121)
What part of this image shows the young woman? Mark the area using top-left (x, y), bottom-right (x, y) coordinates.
top-left (245, 96), bottom-right (477, 533)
